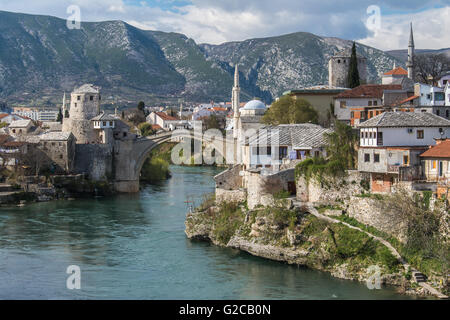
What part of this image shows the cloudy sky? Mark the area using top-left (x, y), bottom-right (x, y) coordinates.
top-left (0, 0), bottom-right (449, 50)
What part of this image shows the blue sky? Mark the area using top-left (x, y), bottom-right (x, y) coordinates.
top-left (0, 0), bottom-right (449, 50)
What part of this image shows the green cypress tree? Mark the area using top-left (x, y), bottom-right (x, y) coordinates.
top-left (56, 108), bottom-right (63, 122)
top-left (347, 42), bottom-right (360, 88)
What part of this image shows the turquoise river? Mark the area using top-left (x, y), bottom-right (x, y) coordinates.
top-left (0, 166), bottom-right (416, 299)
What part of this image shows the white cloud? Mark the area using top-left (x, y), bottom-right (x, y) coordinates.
top-left (0, 0), bottom-right (448, 49)
top-left (358, 7), bottom-right (450, 50)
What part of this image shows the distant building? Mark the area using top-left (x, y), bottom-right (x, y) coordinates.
top-left (283, 85), bottom-right (347, 124)
top-left (147, 111), bottom-right (182, 130)
top-left (334, 84), bottom-right (403, 125)
top-left (8, 119), bottom-right (33, 136)
top-left (12, 107), bottom-right (59, 122)
top-left (382, 66), bottom-right (408, 85)
top-left (0, 113), bottom-right (28, 124)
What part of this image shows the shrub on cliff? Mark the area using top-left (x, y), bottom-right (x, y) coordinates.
top-left (140, 157), bottom-right (170, 182)
top-left (213, 202), bottom-right (243, 245)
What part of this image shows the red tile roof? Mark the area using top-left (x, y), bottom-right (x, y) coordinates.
top-left (420, 140), bottom-right (450, 158)
top-left (336, 84), bottom-right (403, 99)
top-left (0, 113), bottom-right (9, 120)
top-left (394, 95), bottom-right (419, 106)
top-left (151, 124), bottom-right (162, 131)
top-left (383, 66), bottom-right (408, 76)
top-left (155, 112), bottom-right (177, 121)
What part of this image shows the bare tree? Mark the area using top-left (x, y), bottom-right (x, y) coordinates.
top-left (414, 53), bottom-right (450, 85)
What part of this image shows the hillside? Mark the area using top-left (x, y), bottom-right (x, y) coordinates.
top-left (0, 10), bottom-right (404, 106)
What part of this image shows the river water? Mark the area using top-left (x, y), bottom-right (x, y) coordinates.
top-left (0, 166), bottom-right (414, 299)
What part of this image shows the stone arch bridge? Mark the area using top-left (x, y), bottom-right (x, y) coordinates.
top-left (114, 130), bottom-right (233, 192)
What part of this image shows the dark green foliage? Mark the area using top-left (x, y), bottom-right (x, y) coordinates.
top-left (56, 108), bottom-right (63, 122)
top-left (137, 122), bottom-right (154, 137)
top-left (204, 114), bottom-right (221, 130)
top-left (137, 101), bottom-right (145, 112)
top-left (64, 109), bottom-right (69, 118)
top-left (262, 95), bottom-right (318, 125)
top-left (347, 42), bottom-right (360, 88)
top-left (213, 202), bottom-right (243, 245)
top-left (324, 120), bottom-right (358, 170)
top-left (140, 157), bottom-right (170, 182)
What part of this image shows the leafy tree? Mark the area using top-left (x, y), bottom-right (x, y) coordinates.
top-left (204, 114), bottom-right (221, 130)
top-left (56, 108), bottom-right (63, 122)
top-left (346, 42), bottom-right (360, 89)
top-left (262, 95), bottom-right (318, 125)
top-left (324, 120), bottom-right (358, 170)
top-left (137, 101), bottom-right (145, 112)
top-left (64, 109), bottom-right (69, 118)
top-left (138, 122), bottom-right (155, 137)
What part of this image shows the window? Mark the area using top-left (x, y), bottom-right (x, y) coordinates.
top-left (368, 101), bottom-right (372, 106)
top-left (350, 111), bottom-right (354, 118)
top-left (267, 147), bottom-right (271, 155)
top-left (432, 160), bottom-right (437, 169)
top-left (103, 121), bottom-right (106, 126)
top-left (337, 59), bottom-right (341, 63)
top-left (435, 92), bottom-right (445, 101)
top-left (60, 154), bottom-right (63, 159)
top-left (417, 130), bottom-right (424, 139)
top-left (426, 94), bottom-right (431, 100)
top-left (377, 132), bottom-right (383, 145)
top-left (373, 100), bottom-right (378, 106)
top-left (374, 153), bottom-right (380, 163)
top-left (109, 121), bottom-right (113, 126)
top-left (90, 96), bottom-right (94, 101)
top-left (74, 103), bottom-right (77, 107)
top-left (279, 146), bottom-right (288, 160)
top-left (77, 95), bottom-right (81, 101)
top-left (436, 110), bottom-right (440, 116)
top-left (364, 154), bottom-right (370, 162)
top-left (340, 101), bottom-right (347, 109)
top-left (403, 155), bottom-right (409, 165)
top-left (314, 151), bottom-right (320, 157)
top-left (447, 110), bottom-right (449, 118)
top-left (12, 129), bottom-right (15, 133)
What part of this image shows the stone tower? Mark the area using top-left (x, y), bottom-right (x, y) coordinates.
top-left (407, 22), bottom-right (415, 80)
top-left (232, 64), bottom-right (241, 139)
top-left (328, 49), bottom-right (367, 88)
top-left (62, 84), bottom-right (101, 144)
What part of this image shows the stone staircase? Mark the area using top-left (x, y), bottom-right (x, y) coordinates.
top-left (0, 183), bottom-right (14, 193)
top-left (413, 271), bottom-right (427, 283)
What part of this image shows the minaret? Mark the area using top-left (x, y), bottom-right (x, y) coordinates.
top-left (232, 64), bottom-right (240, 139)
top-left (407, 22), bottom-right (415, 80)
top-left (62, 92), bottom-right (67, 118)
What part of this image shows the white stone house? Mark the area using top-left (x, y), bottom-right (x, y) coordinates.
top-left (91, 113), bottom-right (116, 144)
top-left (147, 111), bottom-right (179, 130)
top-left (357, 112), bottom-right (450, 193)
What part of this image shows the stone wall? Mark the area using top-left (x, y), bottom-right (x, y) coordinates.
top-left (215, 188), bottom-right (247, 204)
top-left (246, 168), bottom-right (295, 209)
top-left (296, 170), bottom-right (369, 205)
top-left (347, 196), bottom-right (407, 241)
top-left (74, 144), bottom-right (113, 180)
top-left (214, 165), bottom-right (242, 190)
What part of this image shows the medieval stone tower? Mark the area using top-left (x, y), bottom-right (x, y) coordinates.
top-left (328, 49), bottom-right (367, 88)
top-left (62, 84), bottom-right (101, 144)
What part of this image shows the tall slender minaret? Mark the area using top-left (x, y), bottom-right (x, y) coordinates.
top-left (232, 64), bottom-right (240, 139)
top-left (62, 92), bottom-right (67, 118)
top-left (407, 22), bottom-right (415, 80)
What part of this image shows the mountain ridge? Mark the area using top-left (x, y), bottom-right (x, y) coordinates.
top-left (0, 10), bottom-right (426, 107)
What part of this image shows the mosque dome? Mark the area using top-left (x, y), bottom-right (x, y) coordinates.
top-left (242, 100), bottom-right (266, 110)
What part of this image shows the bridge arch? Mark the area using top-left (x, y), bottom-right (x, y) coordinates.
top-left (114, 130), bottom-right (232, 193)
